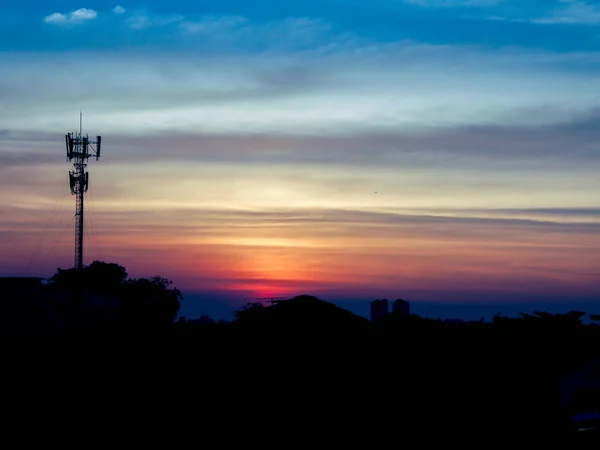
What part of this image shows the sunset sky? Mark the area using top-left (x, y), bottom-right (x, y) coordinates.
top-left (1, 1), bottom-right (600, 320)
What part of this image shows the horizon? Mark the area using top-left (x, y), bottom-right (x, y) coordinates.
top-left (179, 289), bottom-right (600, 322)
top-left (1, 1), bottom-right (599, 320)
top-left (3, 274), bottom-right (599, 322)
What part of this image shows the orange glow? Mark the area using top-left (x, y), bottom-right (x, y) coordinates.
top-left (6, 202), bottom-right (600, 298)
top-left (2, 164), bottom-right (600, 307)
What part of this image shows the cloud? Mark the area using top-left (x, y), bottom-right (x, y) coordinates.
top-left (126, 11), bottom-right (184, 30)
top-left (37, 107), bottom-right (599, 170)
top-left (2, 42), bottom-right (600, 139)
top-left (491, 1), bottom-right (600, 26)
top-left (3, 18), bottom-right (600, 205)
top-left (404, 207), bottom-right (600, 224)
top-left (113, 6), bottom-right (126, 14)
top-left (5, 199), bottom-right (599, 298)
top-left (43, 13), bottom-right (68, 25)
top-left (177, 15), bottom-right (350, 52)
top-left (0, 151), bottom-right (58, 168)
top-left (43, 8), bottom-right (98, 25)
top-left (531, 1), bottom-right (600, 25)
top-left (70, 8), bottom-right (97, 21)
top-left (404, 0), bottom-right (504, 7)
top-left (2, 123), bottom-right (598, 216)
top-left (179, 15), bottom-right (248, 34)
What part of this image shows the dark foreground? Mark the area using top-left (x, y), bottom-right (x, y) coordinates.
top-left (3, 318), bottom-right (599, 446)
top-left (3, 270), bottom-right (597, 443)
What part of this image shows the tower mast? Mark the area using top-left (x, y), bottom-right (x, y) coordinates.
top-left (65, 114), bottom-right (102, 269)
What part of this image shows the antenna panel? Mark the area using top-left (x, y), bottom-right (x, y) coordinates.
top-left (65, 134), bottom-right (70, 159)
top-left (82, 137), bottom-right (88, 158)
top-left (68, 135), bottom-right (74, 160)
top-left (69, 172), bottom-right (76, 193)
top-left (96, 136), bottom-right (101, 160)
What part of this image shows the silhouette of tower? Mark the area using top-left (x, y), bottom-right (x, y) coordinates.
top-left (370, 299), bottom-right (388, 321)
top-left (64, 113), bottom-right (101, 269)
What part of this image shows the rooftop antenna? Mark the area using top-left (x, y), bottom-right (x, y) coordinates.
top-left (64, 112), bottom-right (102, 269)
top-left (256, 297), bottom-right (288, 307)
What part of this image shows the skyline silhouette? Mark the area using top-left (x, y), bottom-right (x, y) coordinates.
top-left (1, 266), bottom-right (599, 439)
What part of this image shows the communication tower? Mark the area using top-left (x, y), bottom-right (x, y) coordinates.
top-left (64, 112), bottom-right (102, 269)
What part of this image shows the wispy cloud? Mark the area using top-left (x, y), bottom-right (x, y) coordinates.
top-left (532, 1), bottom-right (600, 25)
top-left (107, 9), bottom-right (353, 52)
top-left (126, 11), bottom-right (184, 30)
top-left (113, 6), bottom-right (126, 15)
top-left (404, 0), bottom-right (504, 7)
top-left (2, 123), bottom-right (598, 216)
top-left (179, 15), bottom-right (248, 34)
top-left (490, 1), bottom-right (600, 26)
top-left (43, 8), bottom-right (97, 26)
top-left (2, 42), bottom-right (600, 137)
top-left (178, 16), bottom-right (347, 53)
top-left (5, 202), bottom-right (600, 294)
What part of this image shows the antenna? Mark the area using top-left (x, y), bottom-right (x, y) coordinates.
top-left (256, 297), bottom-right (288, 307)
top-left (64, 116), bottom-right (102, 269)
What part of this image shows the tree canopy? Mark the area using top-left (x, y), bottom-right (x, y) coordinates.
top-left (48, 261), bottom-right (128, 294)
top-left (47, 261), bottom-right (182, 328)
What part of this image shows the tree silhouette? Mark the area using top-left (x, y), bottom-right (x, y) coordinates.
top-left (519, 310), bottom-right (586, 326)
top-left (233, 301), bottom-right (265, 320)
top-left (120, 276), bottom-right (182, 327)
top-left (48, 261), bottom-right (127, 295)
top-left (47, 262), bottom-right (182, 329)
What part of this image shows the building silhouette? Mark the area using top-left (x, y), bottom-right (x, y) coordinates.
top-left (392, 298), bottom-right (410, 315)
top-left (370, 299), bottom-right (389, 321)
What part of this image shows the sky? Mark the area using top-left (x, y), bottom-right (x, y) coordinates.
top-left (1, 0), bottom-right (600, 321)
